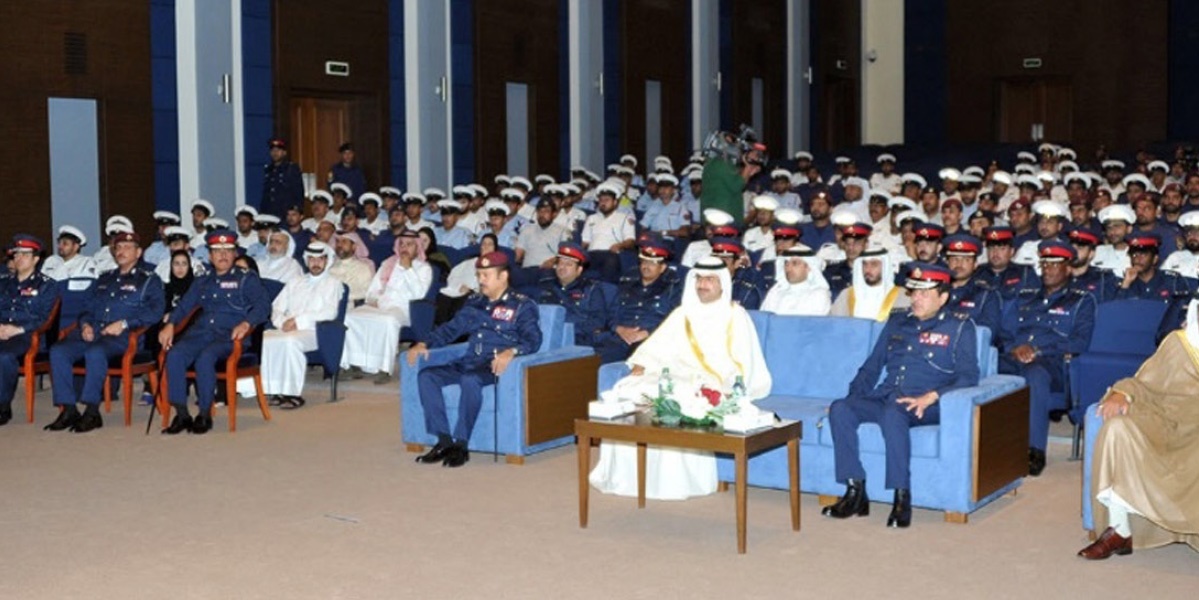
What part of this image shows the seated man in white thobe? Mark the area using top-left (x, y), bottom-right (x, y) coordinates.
top-left (341, 230), bottom-right (433, 384)
top-left (239, 242), bottom-right (344, 409)
top-left (328, 232), bottom-right (375, 304)
top-left (760, 245), bottom-right (831, 316)
top-left (830, 244), bottom-right (910, 320)
top-left (259, 230), bottom-right (303, 285)
top-left (590, 256), bottom-right (772, 500)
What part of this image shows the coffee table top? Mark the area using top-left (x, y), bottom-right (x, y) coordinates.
top-left (576, 410), bottom-right (802, 454)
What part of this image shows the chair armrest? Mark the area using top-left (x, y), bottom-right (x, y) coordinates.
top-left (596, 362), bottom-right (631, 396)
top-left (1082, 403), bottom-right (1103, 531)
top-left (58, 322), bottom-right (79, 341)
top-left (120, 326), bottom-right (149, 368)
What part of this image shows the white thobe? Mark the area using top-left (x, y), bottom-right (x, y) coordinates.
top-left (590, 303), bottom-right (772, 500)
top-left (329, 257), bottom-right (375, 303)
top-left (341, 259), bottom-right (433, 374)
top-left (238, 274), bottom-right (343, 397)
top-left (41, 254), bottom-right (97, 280)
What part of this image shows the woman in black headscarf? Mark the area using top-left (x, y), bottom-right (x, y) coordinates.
top-left (162, 250), bottom-right (197, 317)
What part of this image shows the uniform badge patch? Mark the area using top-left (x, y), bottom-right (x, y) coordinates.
top-left (21, 288), bottom-right (38, 297)
top-left (1048, 307), bottom-right (1069, 315)
top-left (491, 306), bottom-right (515, 321)
top-left (918, 331), bottom-right (950, 347)
top-left (220, 281), bottom-right (239, 290)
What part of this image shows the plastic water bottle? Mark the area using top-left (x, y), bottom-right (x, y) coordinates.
top-left (658, 368), bottom-right (674, 399)
top-left (731, 375), bottom-right (746, 401)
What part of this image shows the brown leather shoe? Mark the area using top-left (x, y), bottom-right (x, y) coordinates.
top-left (1078, 527), bottom-right (1133, 560)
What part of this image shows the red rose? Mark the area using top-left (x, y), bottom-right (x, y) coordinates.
top-left (700, 387), bottom-right (722, 407)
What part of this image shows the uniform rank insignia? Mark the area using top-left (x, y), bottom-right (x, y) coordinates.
top-left (919, 331), bottom-right (950, 347)
top-left (120, 284), bottom-right (138, 292)
top-left (1048, 307), bottom-right (1068, 315)
top-left (1004, 277), bottom-right (1021, 285)
top-left (959, 301), bottom-right (975, 308)
top-left (491, 306), bottom-right (515, 321)
top-left (220, 281), bottom-right (239, 290)
top-left (21, 288), bottom-right (37, 296)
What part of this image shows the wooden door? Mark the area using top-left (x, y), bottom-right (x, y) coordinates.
top-left (996, 78), bottom-right (1073, 143)
top-left (731, 0), bottom-right (787, 155)
top-left (812, 0), bottom-right (861, 152)
top-left (289, 98), bottom-right (350, 180)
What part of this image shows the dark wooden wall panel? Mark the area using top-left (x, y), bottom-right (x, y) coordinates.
top-left (621, 0), bottom-right (688, 165)
top-left (813, 0), bottom-right (861, 151)
top-left (273, 0), bottom-right (389, 188)
top-left (946, 0), bottom-right (1167, 153)
top-left (0, 0), bottom-right (153, 243)
top-left (474, 0), bottom-right (562, 181)
top-left (730, 0), bottom-right (787, 156)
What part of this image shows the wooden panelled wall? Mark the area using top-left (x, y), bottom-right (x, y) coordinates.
top-left (945, 0), bottom-right (1168, 153)
top-left (0, 1), bottom-right (153, 243)
top-left (273, 0), bottom-right (389, 191)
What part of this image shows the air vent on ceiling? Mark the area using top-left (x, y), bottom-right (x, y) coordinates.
top-left (64, 32), bottom-right (88, 76)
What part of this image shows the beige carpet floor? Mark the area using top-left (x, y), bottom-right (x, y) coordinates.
top-left (2, 374), bottom-right (1195, 599)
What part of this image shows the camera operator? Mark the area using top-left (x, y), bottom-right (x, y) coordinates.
top-left (700, 127), bottom-right (767, 223)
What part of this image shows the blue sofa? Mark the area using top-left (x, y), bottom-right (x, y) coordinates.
top-left (597, 313), bottom-right (1029, 521)
top-left (401, 304), bottom-right (599, 462)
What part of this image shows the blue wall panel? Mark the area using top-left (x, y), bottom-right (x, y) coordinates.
top-left (1168, 0), bottom-right (1199, 141)
top-left (389, 0), bottom-right (407, 189)
top-left (602, 0), bottom-right (621, 165)
top-left (241, 0), bottom-right (273, 207)
top-left (718, 0), bottom-right (732, 130)
top-left (904, 0), bottom-right (948, 147)
top-left (557, 0), bottom-right (570, 180)
top-left (150, 0), bottom-right (178, 211)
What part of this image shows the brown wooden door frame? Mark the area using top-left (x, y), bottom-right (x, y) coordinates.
top-left (279, 90), bottom-right (386, 193)
top-left (994, 76), bottom-right (1073, 144)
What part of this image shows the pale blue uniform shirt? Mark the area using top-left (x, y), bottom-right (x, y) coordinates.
top-left (639, 198), bottom-right (692, 239)
top-left (433, 225), bottom-right (475, 250)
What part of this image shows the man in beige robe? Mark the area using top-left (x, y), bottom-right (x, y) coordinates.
top-left (1079, 297), bottom-right (1199, 559)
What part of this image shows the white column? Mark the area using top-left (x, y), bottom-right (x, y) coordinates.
top-left (691, 0), bottom-right (720, 150)
top-left (569, 0), bottom-right (604, 172)
top-left (403, 0), bottom-right (452, 191)
top-left (861, 0), bottom-right (904, 145)
top-left (786, 0), bottom-right (812, 155)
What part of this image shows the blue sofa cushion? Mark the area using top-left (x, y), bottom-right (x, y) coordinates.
top-left (762, 315), bottom-right (877, 398)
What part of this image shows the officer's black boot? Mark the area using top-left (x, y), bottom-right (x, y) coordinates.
top-left (1028, 447), bottom-right (1047, 477)
top-left (822, 479), bottom-right (869, 518)
top-left (0, 403), bottom-right (12, 426)
top-left (442, 440), bottom-right (470, 468)
top-left (44, 405), bottom-right (81, 432)
top-left (191, 410), bottom-right (213, 435)
top-left (162, 406), bottom-right (193, 435)
top-left (886, 489), bottom-right (912, 528)
top-left (71, 404), bottom-right (103, 433)
top-left (417, 435), bottom-right (454, 464)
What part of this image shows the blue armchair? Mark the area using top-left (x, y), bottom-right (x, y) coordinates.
top-left (401, 304), bottom-right (599, 463)
top-left (305, 283), bottom-right (349, 402)
top-left (398, 265), bottom-right (441, 344)
top-left (596, 313), bottom-right (1029, 522)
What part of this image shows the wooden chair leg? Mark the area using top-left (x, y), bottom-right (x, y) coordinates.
top-left (159, 371), bottom-right (171, 428)
top-left (254, 375), bottom-right (270, 421)
top-left (226, 376), bottom-right (238, 432)
top-left (25, 369), bottom-right (36, 423)
top-left (103, 375), bottom-right (112, 414)
top-left (121, 372), bottom-right (133, 427)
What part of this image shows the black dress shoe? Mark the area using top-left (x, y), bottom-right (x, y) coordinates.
top-left (1029, 448), bottom-right (1047, 477)
top-left (886, 489), bottom-right (912, 528)
top-left (191, 414), bottom-right (213, 435)
top-left (71, 411), bottom-right (104, 433)
top-left (162, 413), bottom-right (193, 435)
top-left (442, 445), bottom-right (470, 468)
top-left (416, 442), bottom-right (453, 464)
top-left (0, 404), bottom-right (12, 426)
top-left (44, 408), bottom-right (81, 432)
top-left (822, 479), bottom-right (870, 518)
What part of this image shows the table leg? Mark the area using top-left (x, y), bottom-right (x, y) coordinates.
top-left (788, 438), bottom-right (801, 532)
top-left (578, 434), bottom-right (590, 528)
top-left (637, 442), bottom-right (647, 509)
top-left (735, 450), bottom-right (748, 554)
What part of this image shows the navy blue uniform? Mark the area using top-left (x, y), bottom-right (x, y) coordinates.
top-left (261, 160), bottom-right (305, 218)
top-left (0, 272), bottom-right (59, 408)
top-left (730, 266), bottom-right (766, 310)
top-left (328, 162), bottom-right (367, 200)
top-left (972, 264), bottom-right (1039, 300)
top-left (800, 222), bottom-right (837, 250)
top-left (593, 269), bottom-right (682, 362)
top-left (164, 268), bottom-right (271, 411)
top-left (823, 261), bottom-right (853, 298)
top-left (947, 280), bottom-right (1002, 340)
top-left (829, 308), bottom-right (979, 490)
top-left (1113, 269), bottom-right (1194, 302)
top-left (50, 267), bottom-right (164, 407)
top-left (417, 289), bottom-right (541, 443)
top-left (1070, 268), bottom-right (1118, 303)
top-left (537, 276), bottom-right (610, 347)
top-left (997, 286), bottom-right (1097, 451)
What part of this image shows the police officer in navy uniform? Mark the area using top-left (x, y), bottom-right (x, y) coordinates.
top-left (594, 240), bottom-right (682, 363)
top-left (45, 231), bottom-right (164, 432)
top-left (261, 137), bottom-right (305, 219)
top-left (1067, 226), bottom-right (1118, 303)
top-left (0, 235), bottom-right (59, 426)
top-left (537, 243), bottom-right (609, 350)
top-left (327, 142), bottom-right (367, 201)
top-left (709, 237), bottom-right (765, 310)
top-left (997, 240), bottom-right (1097, 476)
top-left (824, 262), bottom-right (979, 528)
top-left (973, 225), bottom-right (1039, 299)
top-left (823, 221), bottom-right (872, 298)
top-left (405, 251), bottom-right (542, 467)
top-left (942, 233), bottom-right (1002, 338)
top-left (1113, 232), bottom-right (1196, 301)
top-left (158, 230), bottom-right (271, 434)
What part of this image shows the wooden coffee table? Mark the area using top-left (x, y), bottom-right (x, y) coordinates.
top-left (575, 414), bottom-right (802, 553)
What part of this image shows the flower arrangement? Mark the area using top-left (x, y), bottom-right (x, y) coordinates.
top-left (647, 384), bottom-right (742, 428)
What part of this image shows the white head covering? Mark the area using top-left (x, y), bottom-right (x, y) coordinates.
top-left (1186, 298), bottom-right (1199, 350)
top-left (849, 244), bottom-right (894, 319)
top-left (262, 230), bottom-right (299, 281)
top-left (302, 241), bottom-right (336, 281)
top-left (683, 256), bottom-right (733, 323)
top-left (761, 246), bottom-right (831, 316)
